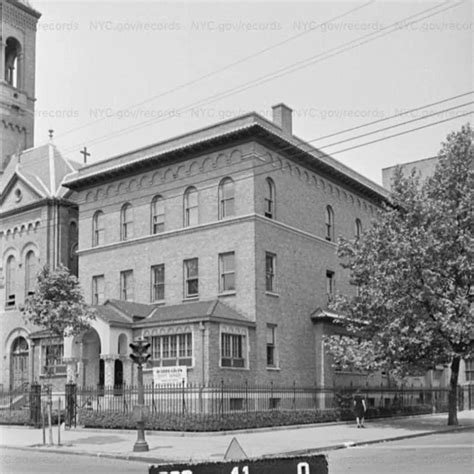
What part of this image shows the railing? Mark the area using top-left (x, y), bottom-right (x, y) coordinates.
top-left (72, 382), bottom-right (460, 415)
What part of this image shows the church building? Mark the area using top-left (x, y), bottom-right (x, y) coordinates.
top-left (0, 0), bottom-right (79, 391)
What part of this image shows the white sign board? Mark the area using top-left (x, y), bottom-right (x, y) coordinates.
top-left (153, 366), bottom-right (187, 386)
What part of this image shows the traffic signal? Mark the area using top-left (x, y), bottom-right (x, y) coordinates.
top-left (129, 338), bottom-right (151, 367)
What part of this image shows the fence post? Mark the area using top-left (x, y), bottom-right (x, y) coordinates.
top-left (292, 381), bottom-right (296, 411)
top-left (29, 383), bottom-right (42, 427)
top-left (220, 380), bottom-right (224, 416)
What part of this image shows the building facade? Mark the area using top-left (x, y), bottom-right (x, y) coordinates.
top-left (62, 106), bottom-right (390, 389)
top-left (0, 0), bottom-right (79, 391)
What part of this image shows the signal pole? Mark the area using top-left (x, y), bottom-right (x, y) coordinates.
top-left (129, 337), bottom-right (151, 452)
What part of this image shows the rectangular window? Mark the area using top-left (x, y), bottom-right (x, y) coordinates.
top-left (219, 252), bottom-right (235, 293)
top-left (42, 342), bottom-right (66, 376)
top-left (120, 270), bottom-right (134, 301)
top-left (151, 264), bottom-right (165, 302)
top-left (266, 324), bottom-right (277, 367)
top-left (326, 270), bottom-right (335, 303)
top-left (151, 333), bottom-right (192, 367)
top-left (184, 258), bottom-right (199, 298)
top-left (92, 275), bottom-right (105, 305)
top-left (466, 359), bottom-right (474, 382)
top-left (221, 333), bottom-right (245, 368)
top-left (265, 252), bottom-right (276, 292)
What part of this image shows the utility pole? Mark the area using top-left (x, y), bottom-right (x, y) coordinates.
top-left (129, 337), bottom-right (151, 452)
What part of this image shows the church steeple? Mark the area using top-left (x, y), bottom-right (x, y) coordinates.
top-left (0, 0), bottom-right (41, 172)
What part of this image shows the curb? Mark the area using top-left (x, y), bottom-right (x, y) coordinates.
top-left (1, 424), bottom-right (472, 465)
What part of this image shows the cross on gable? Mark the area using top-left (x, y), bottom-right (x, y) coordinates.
top-left (80, 147), bottom-right (91, 164)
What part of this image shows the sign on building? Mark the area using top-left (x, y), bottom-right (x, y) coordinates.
top-left (152, 366), bottom-right (187, 386)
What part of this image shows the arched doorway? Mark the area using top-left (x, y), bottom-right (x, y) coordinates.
top-left (10, 337), bottom-right (29, 389)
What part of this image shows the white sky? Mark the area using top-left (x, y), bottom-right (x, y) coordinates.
top-left (32, 0), bottom-right (473, 184)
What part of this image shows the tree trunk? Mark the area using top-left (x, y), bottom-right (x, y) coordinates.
top-left (447, 356), bottom-right (460, 426)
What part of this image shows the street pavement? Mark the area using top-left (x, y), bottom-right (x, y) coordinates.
top-left (0, 411), bottom-right (472, 464)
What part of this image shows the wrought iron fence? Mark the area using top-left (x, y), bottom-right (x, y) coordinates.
top-left (0, 382), bottom-right (472, 429)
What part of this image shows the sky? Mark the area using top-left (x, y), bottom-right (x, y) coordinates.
top-left (30, 0), bottom-right (473, 185)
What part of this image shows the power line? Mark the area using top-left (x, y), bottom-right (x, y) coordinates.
top-left (56, 1), bottom-right (375, 140)
top-left (313, 91), bottom-right (474, 142)
top-left (61, 0), bottom-right (461, 158)
top-left (329, 110), bottom-right (473, 156)
top-left (320, 101), bottom-right (473, 149)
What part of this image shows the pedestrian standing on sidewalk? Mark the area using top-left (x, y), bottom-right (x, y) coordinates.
top-left (353, 389), bottom-right (366, 428)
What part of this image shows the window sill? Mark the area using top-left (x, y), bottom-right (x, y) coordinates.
top-left (265, 291), bottom-right (279, 298)
top-left (266, 366), bottom-right (280, 371)
top-left (219, 366), bottom-right (249, 371)
top-left (4, 305), bottom-right (17, 311)
top-left (218, 291), bottom-right (236, 298)
top-left (182, 296), bottom-right (199, 302)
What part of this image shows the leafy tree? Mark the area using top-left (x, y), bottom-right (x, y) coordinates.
top-left (21, 263), bottom-right (95, 342)
top-left (325, 124), bottom-right (473, 425)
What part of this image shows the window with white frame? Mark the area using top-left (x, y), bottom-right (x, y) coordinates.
top-left (121, 203), bottom-right (133, 240)
top-left (184, 258), bottom-right (198, 298)
top-left (151, 333), bottom-right (192, 367)
top-left (92, 275), bottom-right (105, 305)
top-left (326, 205), bottom-right (334, 241)
top-left (120, 270), bottom-right (134, 301)
top-left (5, 255), bottom-right (16, 308)
top-left (24, 250), bottom-right (37, 296)
top-left (219, 177), bottom-right (235, 219)
top-left (151, 195), bottom-right (165, 234)
top-left (264, 178), bottom-right (275, 219)
top-left (265, 252), bottom-right (276, 292)
top-left (184, 187), bottom-right (198, 227)
top-left (92, 210), bottom-right (105, 246)
top-left (219, 252), bottom-right (235, 293)
top-left (151, 264), bottom-right (165, 302)
top-left (41, 341), bottom-right (66, 376)
top-left (221, 333), bottom-right (245, 368)
top-left (266, 324), bottom-right (277, 367)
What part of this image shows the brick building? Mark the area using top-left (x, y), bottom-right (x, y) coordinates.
top-left (62, 105), bottom-right (390, 389)
top-left (0, 0), bottom-right (79, 391)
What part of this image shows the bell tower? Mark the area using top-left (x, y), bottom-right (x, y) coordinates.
top-left (0, 0), bottom-right (41, 172)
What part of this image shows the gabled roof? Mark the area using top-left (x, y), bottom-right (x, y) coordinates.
top-left (63, 112), bottom-right (390, 204)
top-left (0, 143), bottom-right (81, 203)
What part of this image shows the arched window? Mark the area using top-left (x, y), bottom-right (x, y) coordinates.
top-left (92, 211), bottom-right (105, 246)
top-left (5, 37), bottom-right (21, 88)
top-left (25, 251), bottom-right (37, 296)
top-left (218, 178), bottom-right (235, 219)
top-left (325, 205), bottom-right (334, 241)
top-left (264, 178), bottom-right (275, 219)
top-left (355, 219), bottom-right (363, 240)
top-left (5, 255), bottom-right (17, 307)
top-left (151, 195), bottom-right (165, 234)
top-left (121, 203), bottom-right (133, 240)
top-left (184, 187), bottom-right (198, 227)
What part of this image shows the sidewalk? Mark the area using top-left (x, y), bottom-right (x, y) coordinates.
top-left (0, 411), bottom-right (473, 464)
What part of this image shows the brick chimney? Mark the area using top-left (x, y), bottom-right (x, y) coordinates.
top-left (272, 103), bottom-right (293, 135)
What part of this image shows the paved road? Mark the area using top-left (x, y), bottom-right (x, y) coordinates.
top-left (0, 448), bottom-right (147, 474)
top-left (1, 430), bottom-right (472, 473)
top-left (328, 430), bottom-right (474, 474)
